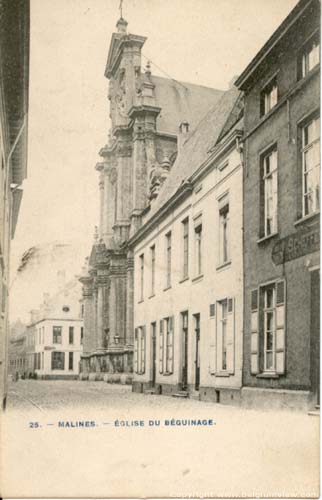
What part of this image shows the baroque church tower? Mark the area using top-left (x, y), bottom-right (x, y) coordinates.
top-left (80, 16), bottom-right (223, 377)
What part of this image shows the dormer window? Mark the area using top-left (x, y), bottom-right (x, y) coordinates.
top-left (298, 32), bottom-right (320, 79)
top-left (260, 76), bottom-right (278, 117)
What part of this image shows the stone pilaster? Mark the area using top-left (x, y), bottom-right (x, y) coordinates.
top-left (126, 250), bottom-right (134, 346)
top-left (103, 164), bottom-right (117, 248)
top-left (95, 163), bottom-right (105, 240)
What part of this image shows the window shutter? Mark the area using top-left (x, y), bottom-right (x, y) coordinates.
top-left (141, 326), bottom-right (146, 374)
top-left (209, 303), bottom-right (216, 374)
top-left (250, 289), bottom-right (259, 374)
top-left (275, 279), bottom-right (286, 375)
top-left (159, 320), bottom-right (164, 374)
top-left (134, 328), bottom-right (138, 374)
top-left (168, 316), bottom-right (174, 374)
top-left (227, 297), bottom-right (235, 374)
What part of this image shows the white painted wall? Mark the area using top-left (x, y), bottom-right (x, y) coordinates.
top-left (133, 146), bottom-right (243, 390)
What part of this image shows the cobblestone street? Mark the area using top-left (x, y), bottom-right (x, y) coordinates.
top-left (3, 379), bottom-right (319, 498)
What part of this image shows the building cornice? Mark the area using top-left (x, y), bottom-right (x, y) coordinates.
top-left (235, 0), bottom-right (315, 90)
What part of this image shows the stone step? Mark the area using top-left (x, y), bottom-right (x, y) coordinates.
top-left (172, 391), bottom-right (189, 398)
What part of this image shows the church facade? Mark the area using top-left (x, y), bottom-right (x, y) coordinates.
top-left (79, 18), bottom-right (224, 378)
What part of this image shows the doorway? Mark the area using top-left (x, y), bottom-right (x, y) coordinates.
top-left (181, 312), bottom-right (188, 390)
top-left (310, 269), bottom-right (320, 407)
top-left (151, 322), bottom-right (157, 388)
top-left (193, 313), bottom-right (200, 391)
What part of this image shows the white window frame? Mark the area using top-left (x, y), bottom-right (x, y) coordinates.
top-left (139, 253), bottom-right (144, 301)
top-left (301, 116), bottom-right (320, 217)
top-left (219, 199), bottom-right (230, 264)
top-left (165, 232), bottom-right (172, 288)
top-left (182, 218), bottom-right (189, 279)
top-left (302, 34), bottom-right (320, 78)
top-left (150, 245), bottom-right (155, 296)
top-left (194, 219), bottom-right (202, 277)
top-left (263, 149), bottom-right (278, 236)
top-left (263, 285), bottom-right (276, 372)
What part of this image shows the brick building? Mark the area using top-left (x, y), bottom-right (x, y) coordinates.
top-left (236, 0), bottom-right (320, 410)
top-left (129, 86), bottom-right (244, 403)
top-left (79, 18), bottom-right (224, 378)
top-left (0, 0), bottom-right (30, 408)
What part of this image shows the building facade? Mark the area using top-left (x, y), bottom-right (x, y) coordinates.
top-left (236, 0), bottom-right (320, 410)
top-left (26, 280), bottom-right (84, 380)
top-left (130, 87), bottom-right (245, 404)
top-left (80, 18), bottom-right (224, 378)
top-left (9, 333), bottom-right (27, 378)
top-left (0, 0), bottom-right (30, 408)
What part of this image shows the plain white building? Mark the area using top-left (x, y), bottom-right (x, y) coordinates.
top-left (129, 86), bottom-right (245, 405)
top-left (27, 277), bottom-right (84, 379)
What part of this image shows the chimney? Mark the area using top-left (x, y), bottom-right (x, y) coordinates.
top-left (178, 120), bottom-right (190, 153)
top-left (29, 309), bottom-right (39, 324)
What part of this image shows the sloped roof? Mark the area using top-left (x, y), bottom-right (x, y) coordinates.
top-left (151, 75), bottom-right (224, 135)
top-left (144, 86), bottom-right (242, 221)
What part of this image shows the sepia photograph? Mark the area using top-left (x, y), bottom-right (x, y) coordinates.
top-left (0, 0), bottom-right (320, 497)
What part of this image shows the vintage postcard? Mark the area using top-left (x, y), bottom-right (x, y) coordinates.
top-left (0, 0), bottom-right (320, 498)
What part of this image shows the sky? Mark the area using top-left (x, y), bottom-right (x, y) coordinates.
top-left (10, 0), bottom-right (298, 322)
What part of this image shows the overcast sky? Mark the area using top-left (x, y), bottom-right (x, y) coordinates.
top-left (10, 0), bottom-right (298, 321)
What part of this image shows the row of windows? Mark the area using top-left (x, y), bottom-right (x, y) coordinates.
top-left (259, 114), bottom-right (319, 239)
top-left (135, 280), bottom-right (286, 379)
top-left (260, 31), bottom-right (319, 118)
top-left (138, 195), bottom-right (230, 301)
top-left (10, 359), bottom-right (26, 368)
top-left (33, 351), bottom-right (75, 371)
top-left (134, 298), bottom-right (235, 377)
top-left (52, 326), bottom-right (84, 345)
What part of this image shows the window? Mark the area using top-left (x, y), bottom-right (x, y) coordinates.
top-left (301, 116), bottom-right (320, 216)
top-left (69, 326), bottom-right (74, 344)
top-left (52, 326), bottom-right (62, 344)
top-left (261, 148), bottom-right (278, 237)
top-left (150, 245), bottom-right (155, 295)
top-left (41, 352), bottom-right (44, 370)
top-left (134, 326), bottom-right (146, 374)
top-left (51, 351), bottom-right (65, 370)
top-left (260, 76), bottom-right (278, 116)
top-left (159, 317), bottom-right (174, 374)
top-left (139, 254), bottom-right (144, 301)
top-left (250, 280), bottom-right (286, 375)
top-left (194, 220), bottom-right (202, 276)
top-left (69, 352), bottom-right (74, 370)
top-left (299, 32), bottom-right (320, 79)
top-left (165, 232), bottom-right (172, 288)
top-left (182, 218), bottom-right (189, 279)
top-left (219, 197), bottom-right (230, 264)
top-left (80, 327), bottom-right (84, 345)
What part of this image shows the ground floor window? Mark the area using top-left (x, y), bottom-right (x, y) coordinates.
top-left (51, 351), bottom-right (65, 370)
top-left (134, 326), bottom-right (146, 374)
top-left (69, 352), bottom-right (74, 370)
top-left (209, 298), bottom-right (235, 374)
top-left (250, 279), bottom-right (285, 375)
top-left (159, 316), bottom-right (174, 374)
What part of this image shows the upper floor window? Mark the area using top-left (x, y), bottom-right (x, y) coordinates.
top-left (261, 148), bottom-right (278, 237)
top-left (219, 197), bottom-right (230, 264)
top-left (165, 232), bottom-right (172, 288)
top-left (139, 254), bottom-right (144, 301)
top-left (260, 76), bottom-right (278, 117)
top-left (194, 218), bottom-right (202, 276)
top-left (302, 115), bottom-right (320, 216)
top-left (299, 32), bottom-right (320, 79)
top-left (182, 218), bottom-right (189, 279)
top-left (80, 327), bottom-right (84, 345)
top-left (53, 326), bottom-right (62, 344)
top-left (150, 245), bottom-right (155, 296)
